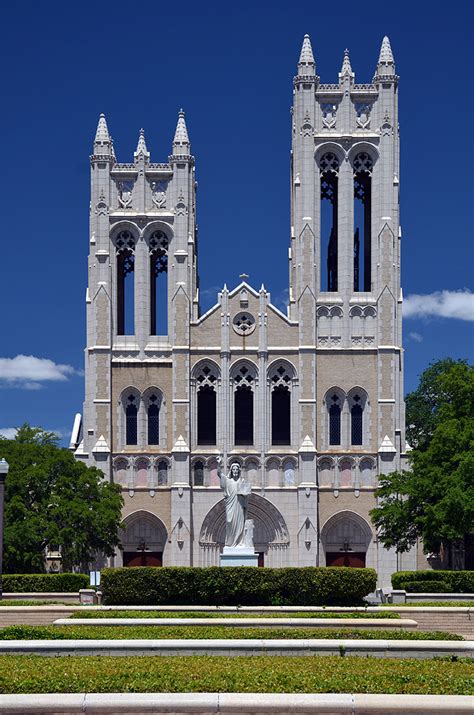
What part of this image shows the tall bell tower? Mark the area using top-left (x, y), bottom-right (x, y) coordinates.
top-left (290, 36), bottom-right (408, 580)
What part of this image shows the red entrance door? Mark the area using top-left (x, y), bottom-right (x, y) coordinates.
top-left (123, 551), bottom-right (163, 567)
top-left (326, 552), bottom-right (366, 567)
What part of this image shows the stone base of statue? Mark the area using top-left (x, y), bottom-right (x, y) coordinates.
top-left (220, 546), bottom-right (259, 567)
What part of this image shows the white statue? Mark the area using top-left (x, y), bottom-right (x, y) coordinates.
top-left (217, 456), bottom-right (252, 548)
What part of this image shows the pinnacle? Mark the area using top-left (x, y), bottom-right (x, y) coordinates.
top-left (340, 48), bottom-right (354, 78)
top-left (173, 109), bottom-right (190, 149)
top-left (134, 127), bottom-right (149, 159)
top-left (378, 35), bottom-right (394, 64)
top-left (94, 113), bottom-right (110, 144)
top-left (298, 35), bottom-right (316, 68)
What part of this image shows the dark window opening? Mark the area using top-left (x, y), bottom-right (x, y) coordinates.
top-left (157, 460), bottom-right (168, 486)
top-left (197, 386), bottom-right (216, 445)
top-left (150, 231), bottom-right (168, 335)
top-left (117, 251), bottom-right (135, 335)
top-left (329, 399), bottom-right (341, 446)
top-left (126, 396), bottom-right (138, 445)
top-left (320, 153), bottom-right (339, 292)
top-left (353, 153), bottom-right (372, 292)
top-left (147, 395), bottom-right (160, 445)
top-left (194, 461), bottom-right (204, 486)
top-left (235, 386), bottom-right (253, 445)
top-left (272, 386), bottom-right (291, 445)
top-left (351, 398), bottom-right (363, 445)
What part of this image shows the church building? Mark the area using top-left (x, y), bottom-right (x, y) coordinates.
top-left (71, 35), bottom-right (416, 585)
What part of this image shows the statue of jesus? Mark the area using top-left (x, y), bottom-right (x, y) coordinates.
top-left (216, 456), bottom-right (252, 548)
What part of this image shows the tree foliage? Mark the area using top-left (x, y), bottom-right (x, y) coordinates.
top-left (0, 425), bottom-right (123, 573)
top-left (371, 359), bottom-right (474, 567)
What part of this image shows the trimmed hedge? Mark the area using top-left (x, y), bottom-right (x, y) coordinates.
top-left (392, 570), bottom-right (474, 593)
top-left (101, 566), bottom-right (377, 606)
top-left (401, 580), bottom-right (450, 593)
top-left (2, 574), bottom-right (89, 593)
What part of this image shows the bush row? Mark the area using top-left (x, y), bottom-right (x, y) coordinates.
top-left (2, 573), bottom-right (89, 593)
top-left (392, 570), bottom-right (474, 593)
top-left (101, 566), bottom-right (377, 606)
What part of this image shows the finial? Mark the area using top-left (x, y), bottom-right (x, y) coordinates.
top-left (134, 127), bottom-right (150, 161)
top-left (298, 34), bottom-right (315, 75)
top-left (239, 272), bottom-right (249, 282)
top-left (378, 36), bottom-right (394, 65)
top-left (173, 109), bottom-right (190, 154)
top-left (339, 48), bottom-right (354, 80)
top-left (94, 113), bottom-right (110, 144)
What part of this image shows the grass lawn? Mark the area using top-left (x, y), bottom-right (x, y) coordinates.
top-left (0, 625), bottom-right (462, 640)
top-left (0, 600), bottom-right (75, 607)
top-left (70, 610), bottom-right (400, 619)
top-left (0, 655), bottom-right (471, 694)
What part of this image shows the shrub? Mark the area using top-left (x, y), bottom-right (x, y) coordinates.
top-left (400, 580), bottom-right (450, 593)
top-left (101, 566), bottom-right (377, 606)
top-left (392, 570), bottom-right (474, 593)
top-left (2, 573), bottom-right (89, 593)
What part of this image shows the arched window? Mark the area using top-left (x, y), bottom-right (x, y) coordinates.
top-left (195, 363), bottom-right (219, 445)
top-left (115, 230), bottom-right (135, 335)
top-left (193, 460), bottom-right (204, 486)
top-left (319, 152), bottom-right (339, 292)
top-left (353, 152), bottom-right (373, 292)
top-left (157, 460), bottom-right (168, 486)
top-left (125, 394), bottom-right (138, 445)
top-left (149, 230), bottom-right (169, 335)
top-left (269, 363), bottom-right (293, 445)
top-left (232, 363), bottom-right (257, 445)
top-left (328, 393), bottom-right (342, 446)
top-left (147, 394), bottom-right (160, 445)
top-left (351, 395), bottom-right (363, 445)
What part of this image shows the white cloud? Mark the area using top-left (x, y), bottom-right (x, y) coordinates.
top-left (0, 355), bottom-right (77, 389)
top-left (403, 290), bottom-right (474, 322)
top-left (0, 428), bottom-right (18, 439)
top-left (408, 331), bottom-right (423, 343)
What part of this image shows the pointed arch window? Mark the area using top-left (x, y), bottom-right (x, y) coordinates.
top-left (353, 152), bottom-right (373, 292)
top-left (329, 393), bottom-right (342, 446)
top-left (350, 394), bottom-right (363, 445)
top-left (233, 364), bottom-right (257, 446)
top-left (319, 152), bottom-right (339, 292)
top-left (157, 460), bottom-right (168, 486)
top-left (116, 231), bottom-right (135, 335)
top-left (149, 230), bottom-right (169, 335)
top-left (125, 394), bottom-right (138, 445)
top-left (195, 364), bottom-right (218, 445)
top-left (193, 460), bottom-right (204, 487)
top-left (269, 363), bottom-right (294, 445)
top-left (147, 394), bottom-right (160, 445)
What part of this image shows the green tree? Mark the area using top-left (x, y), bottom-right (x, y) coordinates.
top-left (0, 425), bottom-right (123, 573)
top-left (371, 359), bottom-right (474, 569)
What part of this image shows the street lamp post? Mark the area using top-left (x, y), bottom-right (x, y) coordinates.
top-left (0, 459), bottom-right (9, 600)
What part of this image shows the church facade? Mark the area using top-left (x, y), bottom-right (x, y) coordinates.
top-left (72, 35), bottom-right (416, 585)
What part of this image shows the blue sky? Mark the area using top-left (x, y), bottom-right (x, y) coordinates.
top-left (0, 0), bottom-right (473, 444)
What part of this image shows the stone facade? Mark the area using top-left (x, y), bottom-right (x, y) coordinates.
top-left (72, 36), bottom-right (416, 586)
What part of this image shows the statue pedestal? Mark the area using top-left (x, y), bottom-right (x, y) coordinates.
top-left (220, 546), bottom-right (259, 567)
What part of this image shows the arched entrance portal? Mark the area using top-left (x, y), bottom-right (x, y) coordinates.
top-left (120, 511), bottom-right (168, 567)
top-left (199, 494), bottom-right (290, 567)
top-left (321, 511), bottom-right (372, 568)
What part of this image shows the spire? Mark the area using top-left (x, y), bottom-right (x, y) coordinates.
top-left (375, 36), bottom-right (396, 78)
top-left (378, 36), bottom-right (394, 65)
top-left (339, 49), bottom-right (354, 81)
top-left (134, 128), bottom-right (150, 161)
top-left (94, 113), bottom-right (110, 145)
top-left (298, 34), bottom-right (315, 75)
top-left (172, 109), bottom-right (190, 155)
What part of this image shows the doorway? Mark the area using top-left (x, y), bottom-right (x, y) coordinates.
top-left (326, 552), bottom-right (366, 568)
top-left (123, 551), bottom-right (163, 567)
